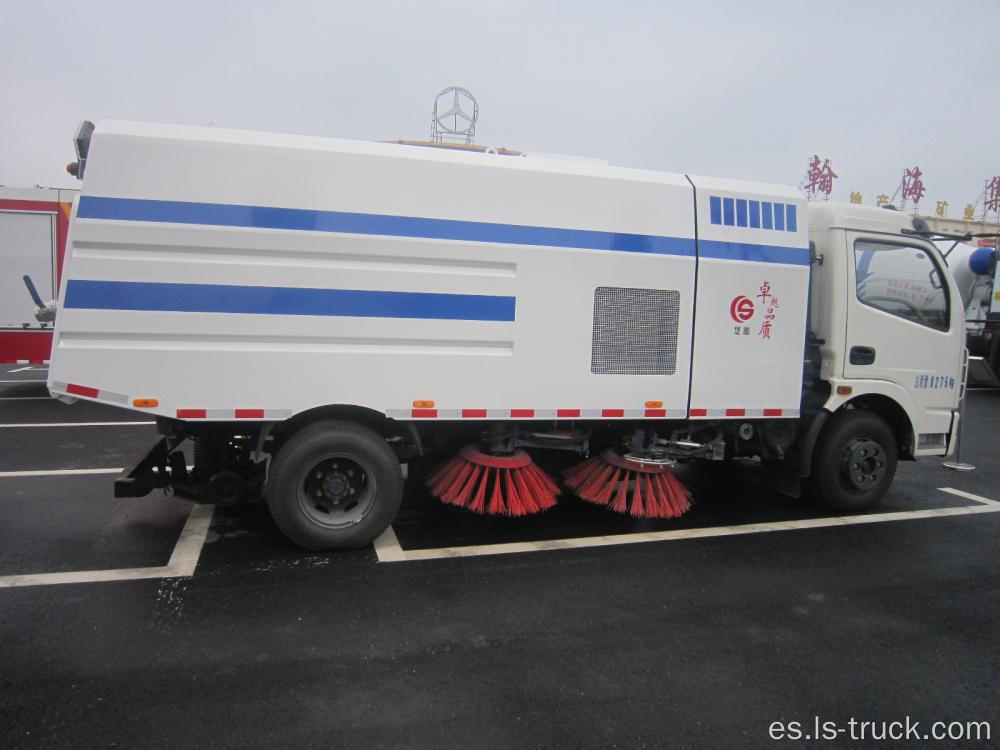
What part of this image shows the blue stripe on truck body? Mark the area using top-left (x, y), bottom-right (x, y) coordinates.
top-left (698, 240), bottom-right (811, 266)
top-left (74, 197), bottom-right (809, 270)
top-left (64, 280), bottom-right (517, 322)
top-left (77, 196), bottom-right (696, 257)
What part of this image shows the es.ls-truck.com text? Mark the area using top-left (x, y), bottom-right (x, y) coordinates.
top-left (769, 717), bottom-right (991, 742)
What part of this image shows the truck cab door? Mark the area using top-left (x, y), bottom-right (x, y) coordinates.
top-left (844, 232), bottom-right (963, 445)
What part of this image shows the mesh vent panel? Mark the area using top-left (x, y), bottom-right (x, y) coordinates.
top-left (591, 287), bottom-right (679, 375)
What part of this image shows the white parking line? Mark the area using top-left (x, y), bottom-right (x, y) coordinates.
top-left (0, 504), bottom-right (215, 589)
top-left (165, 504), bottom-right (216, 573)
top-left (0, 379), bottom-right (47, 383)
top-left (0, 422), bottom-right (154, 428)
top-left (7, 366), bottom-right (47, 373)
top-left (0, 396), bottom-right (51, 401)
top-left (0, 467), bottom-right (122, 478)
top-left (937, 487), bottom-right (1000, 506)
top-left (373, 525), bottom-right (406, 562)
top-left (373, 487), bottom-right (1000, 563)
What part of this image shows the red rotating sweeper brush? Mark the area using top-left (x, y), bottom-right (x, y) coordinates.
top-left (563, 449), bottom-right (692, 518)
top-left (426, 445), bottom-right (560, 516)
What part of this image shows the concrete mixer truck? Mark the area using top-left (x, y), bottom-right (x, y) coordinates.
top-left (937, 239), bottom-right (1000, 384)
top-left (48, 120), bottom-right (965, 550)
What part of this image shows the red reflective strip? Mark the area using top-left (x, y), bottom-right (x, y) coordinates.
top-left (645, 409), bottom-right (667, 418)
top-left (235, 409), bottom-right (265, 419)
top-left (556, 409), bottom-right (581, 418)
top-left (602, 409), bottom-right (624, 417)
top-left (411, 409), bottom-right (437, 418)
top-left (67, 383), bottom-right (99, 399)
top-left (763, 408), bottom-right (783, 417)
top-left (462, 409), bottom-right (487, 418)
top-left (725, 408), bottom-right (746, 417)
top-left (176, 409), bottom-right (207, 419)
top-left (0, 199), bottom-right (60, 213)
top-left (510, 409), bottom-right (534, 418)
top-left (689, 408), bottom-right (708, 417)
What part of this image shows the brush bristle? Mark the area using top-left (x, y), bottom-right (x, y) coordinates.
top-left (564, 453), bottom-right (691, 519)
top-left (426, 449), bottom-right (560, 516)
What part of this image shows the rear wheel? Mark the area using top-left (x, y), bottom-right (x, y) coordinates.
top-left (266, 420), bottom-right (402, 550)
top-left (811, 409), bottom-right (897, 512)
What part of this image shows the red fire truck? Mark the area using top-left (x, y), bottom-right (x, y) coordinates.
top-left (0, 186), bottom-right (77, 363)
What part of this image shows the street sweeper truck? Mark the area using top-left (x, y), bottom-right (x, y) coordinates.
top-left (48, 120), bottom-right (965, 550)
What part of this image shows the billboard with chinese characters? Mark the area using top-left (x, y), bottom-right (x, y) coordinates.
top-left (803, 156), bottom-right (837, 200)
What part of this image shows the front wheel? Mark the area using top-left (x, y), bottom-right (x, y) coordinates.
top-left (266, 420), bottom-right (402, 550)
top-left (810, 410), bottom-right (897, 512)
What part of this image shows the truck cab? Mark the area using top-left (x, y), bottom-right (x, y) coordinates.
top-left (806, 203), bottom-right (964, 483)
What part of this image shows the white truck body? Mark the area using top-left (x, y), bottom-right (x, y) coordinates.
top-left (49, 121), bottom-right (813, 422)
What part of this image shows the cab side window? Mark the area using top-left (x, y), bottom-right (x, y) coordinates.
top-left (854, 240), bottom-right (950, 332)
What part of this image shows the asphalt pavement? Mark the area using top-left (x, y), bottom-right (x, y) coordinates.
top-left (0, 363), bottom-right (997, 748)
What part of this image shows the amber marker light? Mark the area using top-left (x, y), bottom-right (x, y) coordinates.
top-left (645, 400), bottom-right (664, 408)
top-left (836, 386), bottom-right (853, 396)
top-left (412, 400), bottom-right (435, 408)
top-left (133, 398), bottom-right (159, 408)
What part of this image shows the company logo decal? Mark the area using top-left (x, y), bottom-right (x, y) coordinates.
top-left (729, 281), bottom-right (779, 339)
top-left (730, 295), bottom-right (755, 323)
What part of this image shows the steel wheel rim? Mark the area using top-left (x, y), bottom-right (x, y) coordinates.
top-left (298, 454), bottom-right (376, 529)
top-left (841, 438), bottom-right (886, 490)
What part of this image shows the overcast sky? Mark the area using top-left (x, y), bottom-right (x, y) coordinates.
top-left (2, 0), bottom-right (998, 214)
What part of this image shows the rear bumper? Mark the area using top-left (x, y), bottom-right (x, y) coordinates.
top-left (114, 436), bottom-right (174, 498)
top-left (114, 432), bottom-right (259, 504)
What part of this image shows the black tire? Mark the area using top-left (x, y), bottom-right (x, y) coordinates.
top-left (265, 420), bottom-right (402, 550)
top-left (810, 409), bottom-right (897, 512)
